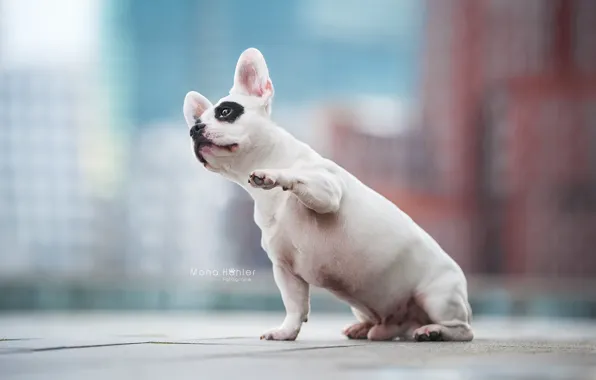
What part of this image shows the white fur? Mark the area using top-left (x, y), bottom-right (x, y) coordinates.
top-left (183, 48), bottom-right (473, 342)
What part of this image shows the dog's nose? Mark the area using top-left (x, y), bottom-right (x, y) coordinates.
top-left (190, 123), bottom-right (206, 138)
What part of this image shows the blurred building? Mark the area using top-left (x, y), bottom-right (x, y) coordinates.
top-left (0, 0), bottom-right (108, 280)
top-left (122, 124), bottom-right (235, 278)
top-left (0, 68), bottom-right (96, 276)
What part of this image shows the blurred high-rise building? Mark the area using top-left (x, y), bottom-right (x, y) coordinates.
top-left (0, 0), bottom-right (101, 278)
top-left (0, 69), bottom-right (96, 276)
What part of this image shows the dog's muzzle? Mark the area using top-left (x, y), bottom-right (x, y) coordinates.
top-left (190, 122), bottom-right (212, 149)
top-left (189, 121), bottom-right (238, 165)
top-left (190, 122), bottom-right (206, 140)
top-left (190, 122), bottom-right (211, 164)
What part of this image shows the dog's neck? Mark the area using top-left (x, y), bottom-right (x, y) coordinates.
top-left (235, 127), bottom-right (306, 176)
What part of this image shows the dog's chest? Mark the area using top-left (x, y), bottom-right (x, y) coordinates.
top-left (255, 194), bottom-right (325, 256)
top-left (255, 195), bottom-right (363, 294)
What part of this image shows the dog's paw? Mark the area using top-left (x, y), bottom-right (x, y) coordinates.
top-left (342, 322), bottom-right (372, 340)
top-left (259, 327), bottom-right (299, 341)
top-left (413, 324), bottom-right (444, 342)
top-left (249, 170), bottom-right (279, 190)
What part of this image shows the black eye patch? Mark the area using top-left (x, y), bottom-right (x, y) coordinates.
top-left (214, 101), bottom-right (244, 123)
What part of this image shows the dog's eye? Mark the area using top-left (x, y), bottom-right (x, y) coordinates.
top-left (214, 102), bottom-right (244, 122)
top-left (219, 107), bottom-right (233, 118)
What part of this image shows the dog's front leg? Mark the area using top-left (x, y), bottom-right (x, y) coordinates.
top-left (260, 264), bottom-right (310, 341)
top-left (249, 168), bottom-right (342, 214)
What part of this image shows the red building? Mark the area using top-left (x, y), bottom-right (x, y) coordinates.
top-left (326, 0), bottom-right (596, 276)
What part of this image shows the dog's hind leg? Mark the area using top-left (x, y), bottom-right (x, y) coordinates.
top-left (412, 290), bottom-right (474, 342)
top-left (343, 307), bottom-right (407, 341)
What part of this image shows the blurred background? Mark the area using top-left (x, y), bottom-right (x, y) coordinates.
top-left (0, 0), bottom-right (595, 318)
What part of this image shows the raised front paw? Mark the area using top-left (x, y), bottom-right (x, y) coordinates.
top-left (259, 327), bottom-right (300, 341)
top-left (249, 170), bottom-right (279, 190)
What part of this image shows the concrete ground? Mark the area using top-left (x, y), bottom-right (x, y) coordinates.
top-left (1, 312), bottom-right (596, 380)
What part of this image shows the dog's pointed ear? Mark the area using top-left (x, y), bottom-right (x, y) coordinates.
top-left (183, 91), bottom-right (213, 128)
top-left (231, 48), bottom-right (274, 104)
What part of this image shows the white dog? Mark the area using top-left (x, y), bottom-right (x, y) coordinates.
top-left (183, 48), bottom-right (473, 342)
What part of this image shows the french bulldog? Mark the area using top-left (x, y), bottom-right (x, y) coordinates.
top-left (183, 48), bottom-right (473, 342)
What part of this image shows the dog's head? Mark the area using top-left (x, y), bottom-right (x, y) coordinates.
top-left (183, 48), bottom-right (276, 174)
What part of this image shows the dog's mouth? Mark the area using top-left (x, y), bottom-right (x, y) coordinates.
top-left (193, 138), bottom-right (239, 165)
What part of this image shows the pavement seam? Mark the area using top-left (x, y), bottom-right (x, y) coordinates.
top-left (0, 340), bottom-right (365, 355)
top-left (167, 343), bottom-right (366, 362)
top-left (0, 339), bottom-right (33, 342)
top-left (0, 342), bottom-right (151, 354)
